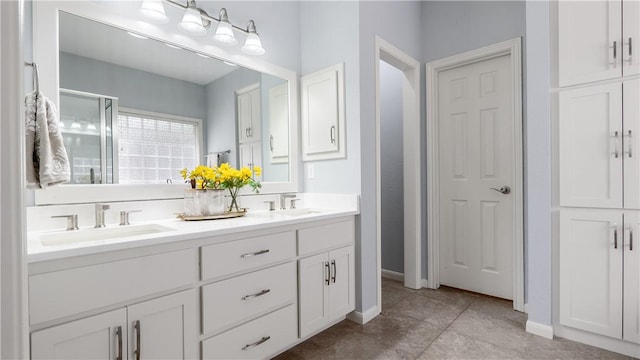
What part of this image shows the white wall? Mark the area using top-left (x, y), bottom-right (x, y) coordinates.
top-left (380, 60), bottom-right (404, 274)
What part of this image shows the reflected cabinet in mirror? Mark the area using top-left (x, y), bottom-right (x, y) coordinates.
top-left (59, 11), bottom-right (288, 184)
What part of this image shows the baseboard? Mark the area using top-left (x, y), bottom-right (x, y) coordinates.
top-left (555, 324), bottom-right (640, 358)
top-left (524, 303), bottom-right (529, 314)
top-left (526, 320), bottom-right (554, 339)
top-left (421, 278), bottom-right (430, 288)
top-left (381, 269), bottom-right (404, 282)
top-left (347, 305), bottom-right (380, 325)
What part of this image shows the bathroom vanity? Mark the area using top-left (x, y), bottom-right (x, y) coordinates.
top-left (27, 199), bottom-right (357, 359)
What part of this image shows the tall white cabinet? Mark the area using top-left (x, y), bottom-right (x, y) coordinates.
top-left (557, 0), bottom-right (640, 353)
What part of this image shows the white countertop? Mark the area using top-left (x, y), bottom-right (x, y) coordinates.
top-left (28, 204), bottom-right (358, 263)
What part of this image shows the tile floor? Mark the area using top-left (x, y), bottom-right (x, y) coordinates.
top-left (275, 278), bottom-right (636, 360)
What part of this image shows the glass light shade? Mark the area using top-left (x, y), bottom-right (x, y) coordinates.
top-left (139, 0), bottom-right (169, 24)
top-left (213, 21), bottom-right (237, 46)
top-left (178, 7), bottom-right (207, 36)
top-left (242, 33), bottom-right (265, 55)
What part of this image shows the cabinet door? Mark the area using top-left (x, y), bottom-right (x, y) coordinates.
top-left (299, 252), bottom-right (329, 338)
top-left (328, 246), bottom-right (355, 321)
top-left (269, 83), bottom-right (289, 164)
top-left (237, 85), bottom-right (261, 143)
top-left (301, 63), bottom-right (345, 161)
top-left (558, 0), bottom-right (622, 86)
top-left (559, 209), bottom-right (623, 338)
top-left (559, 83), bottom-right (623, 208)
top-left (31, 308), bottom-right (127, 360)
top-left (239, 142), bottom-right (262, 181)
top-left (623, 0), bottom-right (640, 76)
top-left (624, 212), bottom-right (640, 344)
top-left (126, 290), bottom-right (197, 360)
top-left (624, 79), bottom-right (640, 208)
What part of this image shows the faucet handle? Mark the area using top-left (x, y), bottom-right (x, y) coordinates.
top-left (96, 203), bottom-right (110, 210)
top-left (51, 214), bottom-right (79, 231)
top-left (290, 199), bottom-right (301, 209)
top-left (119, 210), bottom-right (141, 226)
top-left (264, 201), bottom-right (276, 211)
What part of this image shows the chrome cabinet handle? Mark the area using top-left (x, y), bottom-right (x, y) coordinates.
top-left (241, 336), bottom-right (271, 351)
top-left (331, 260), bottom-right (337, 283)
top-left (630, 229), bottom-right (634, 251)
top-left (270, 134), bottom-right (274, 152)
top-left (490, 186), bottom-right (511, 195)
top-left (625, 130), bottom-right (633, 158)
top-left (612, 40), bottom-right (618, 67)
top-left (625, 37), bottom-right (633, 63)
top-left (613, 131), bottom-right (620, 158)
top-left (241, 289), bottom-right (271, 300)
top-left (241, 249), bottom-right (270, 258)
top-left (133, 320), bottom-right (141, 360)
top-left (330, 125), bottom-right (336, 144)
top-left (325, 262), bottom-right (330, 285)
top-left (614, 226), bottom-right (618, 249)
top-left (115, 326), bottom-right (123, 360)
top-left (51, 214), bottom-right (79, 231)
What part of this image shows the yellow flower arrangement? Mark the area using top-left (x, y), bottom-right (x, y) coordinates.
top-left (180, 163), bottom-right (261, 212)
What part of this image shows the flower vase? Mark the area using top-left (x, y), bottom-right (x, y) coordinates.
top-left (184, 189), bottom-right (225, 217)
top-left (227, 187), bottom-right (242, 212)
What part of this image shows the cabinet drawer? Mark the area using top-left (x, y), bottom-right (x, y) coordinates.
top-left (298, 219), bottom-right (354, 256)
top-left (201, 231), bottom-right (295, 280)
top-left (202, 262), bottom-right (296, 335)
top-left (202, 304), bottom-right (297, 360)
top-left (29, 249), bottom-right (196, 325)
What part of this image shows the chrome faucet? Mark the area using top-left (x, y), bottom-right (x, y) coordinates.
top-left (94, 203), bottom-right (110, 228)
top-left (279, 194), bottom-right (297, 210)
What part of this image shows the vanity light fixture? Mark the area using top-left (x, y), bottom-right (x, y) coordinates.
top-left (138, 0), bottom-right (266, 55)
top-left (139, 0), bottom-right (170, 24)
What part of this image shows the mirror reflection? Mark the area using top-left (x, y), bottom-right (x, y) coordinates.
top-left (58, 11), bottom-right (290, 185)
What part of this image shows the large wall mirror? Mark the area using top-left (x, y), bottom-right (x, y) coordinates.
top-left (31, 1), bottom-right (299, 204)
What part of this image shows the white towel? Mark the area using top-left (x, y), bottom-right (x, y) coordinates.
top-left (25, 91), bottom-right (70, 189)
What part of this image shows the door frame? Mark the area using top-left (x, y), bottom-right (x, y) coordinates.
top-left (426, 38), bottom-right (524, 312)
top-left (375, 35), bottom-right (422, 314)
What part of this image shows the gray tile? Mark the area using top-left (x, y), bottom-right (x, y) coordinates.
top-left (416, 286), bottom-right (478, 309)
top-left (387, 293), bottom-right (467, 327)
top-left (305, 331), bottom-right (389, 360)
top-left (416, 330), bottom-right (525, 360)
top-left (382, 284), bottom-right (416, 310)
top-left (522, 336), bottom-right (635, 360)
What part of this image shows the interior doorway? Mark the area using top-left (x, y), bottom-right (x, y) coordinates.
top-left (374, 36), bottom-right (422, 313)
top-left (426, 38), bottom-right (524, 311)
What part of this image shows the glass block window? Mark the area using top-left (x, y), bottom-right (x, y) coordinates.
top-left (118, 111), bottom-right (200, 184)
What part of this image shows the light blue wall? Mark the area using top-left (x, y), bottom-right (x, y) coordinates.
top-left (59, 52), bottom-right (207, 122)
top-left (358, 0), bottom-right (423, 312)
top-left (524, 0), bottom-right (552, 327)
top-left (205, 67), bottom-right (261, 168)
top-left (380, 60), bottom-right (404, 274)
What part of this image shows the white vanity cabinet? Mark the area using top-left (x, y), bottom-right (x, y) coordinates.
top-left (298, 219), bottom-right (355, 338)
top-left (237, 84), bottom-right (262, 144)
top-left (301, 63), bottom-right (346, 161)
top-left (558, 0), bottom-right (639, 87)
top-left (31, 289), bottom-right (197, 360)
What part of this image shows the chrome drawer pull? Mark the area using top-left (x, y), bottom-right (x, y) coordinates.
top-left (133, 320), bottom-right (141, 360)
top-left (115, 326), bottom-right (123, 360)
top-left (325, 262), bottom-right (330, 285)
top-left (241, 336), bottom-right (271, 351)
top-left (241, 249), bottom-right (270, 258)
top-left (631, 230), bottom-right (634, 251)
top-left (241, 289), bottom-right (271, 300)
top-left (331, 260), bottom-right (337, 283)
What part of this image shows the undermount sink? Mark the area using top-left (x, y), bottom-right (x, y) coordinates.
top-left (39, 223), bottom-right (175, 247)
top-left (276, 208), bottom-right (320, 217)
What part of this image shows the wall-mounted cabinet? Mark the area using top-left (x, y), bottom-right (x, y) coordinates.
top-left (558, 0), bottom-right (639, 87)
top-left (269, 83), bottom-right (289, 164)
top-left (301, 63), bottom-right (346, 161)
top-left (237, 84), bottom-right (262, 144)
top-left (559, 80), bottom-right (640, 209)
top-left (239, 142), bottom-right (263, 182)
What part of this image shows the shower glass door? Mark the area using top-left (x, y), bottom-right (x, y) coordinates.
top-left (59, 89), bottom-right (118, 184)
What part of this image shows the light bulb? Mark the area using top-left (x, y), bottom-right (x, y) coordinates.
top-left (213, 21), bottom-right (237, 46)
top-left (178, 7), bottom-right (207, 36)
top-left (242, 33), bottom-right (265, 55)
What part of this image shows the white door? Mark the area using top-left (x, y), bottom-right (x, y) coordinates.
top-left (437, 54), bottom-right (514, 299)
top-left (559, 83), bottom-right (623, 208)
top-left (299, 252), bottom-right (329, 338)
top-left (31, 308), bottom-right (127, 360)
top-left (239, 142), bottom-right (262, 182)
top-left (328, 245), bottom-right (355, 320)
top-left (269, 83), bottom-right (289, 164)
top-left (237, 85), bottom-right (261, 143)
top-left (623, 0), bottom-right (640, 76)
top-left (624, 212), bottom-right (640, 344)
top-left (559, 209), bottom-right (623, 339)
top-left (126, 290), bottom-right (197, 360)
top-left (625, 79), bottom-right (640, 209)
top-left (558, 0), bottom-right (622, 86)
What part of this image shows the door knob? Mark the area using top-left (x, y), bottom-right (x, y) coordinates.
top-left (490, 186), bottom-right (511, 195)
